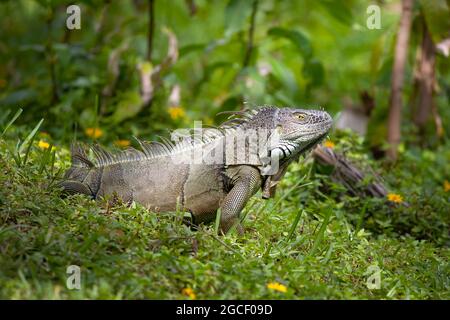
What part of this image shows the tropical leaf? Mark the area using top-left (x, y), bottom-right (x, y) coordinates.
top-left (267, 27), bottom-right (312, 59)
top-left (420, 0), bottom-right (450, 43)
top-left (224, 0), bottom-right (254, 36)
top-left (303, 59), bottom-right (325, 88)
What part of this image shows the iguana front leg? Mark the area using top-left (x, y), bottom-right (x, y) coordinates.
top-left (220, 166), bottom-right (262, 235)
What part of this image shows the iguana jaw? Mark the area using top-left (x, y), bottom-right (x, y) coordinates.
top-left (297, 132), bottom-right (328, 155)
top-left (260, 132), bottom-right (328, 199)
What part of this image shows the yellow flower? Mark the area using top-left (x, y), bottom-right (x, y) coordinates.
top-left (323, 140), bottom-right (335, 148)
top-left (38, 140), bottom-right (50, 149)
top-left (267, 282), bottom-right (287, 293)
top-left (387, 193), bottom-right (403, 203)
top-left (444, 180), bottom-right (450, 192)
top-left (168, 106), bottom-right (186, 120)
top-left (85, 127), bottom-right (103, 139)
top-left (181, 287), bottom-right (196, 299)
top-left (114, 139), bottom-right (131, 148)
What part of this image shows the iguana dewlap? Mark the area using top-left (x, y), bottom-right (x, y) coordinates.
top-left (61, 107), bottom-right (332, 234)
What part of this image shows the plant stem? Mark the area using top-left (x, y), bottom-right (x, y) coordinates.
top-left (147, 0), bottom-right (155, 62)
top-left (387, 0), bottom-right (413, 161)
top-left (242, 0), bottom-right (258, 68)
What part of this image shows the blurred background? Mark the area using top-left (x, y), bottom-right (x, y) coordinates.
top-left (0, 0), bottom-right (448, 158)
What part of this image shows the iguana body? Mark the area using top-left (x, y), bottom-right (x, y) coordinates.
top-left (61, 107), bottom-right (332, 234)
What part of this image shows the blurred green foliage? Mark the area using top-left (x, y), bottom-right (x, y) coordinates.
top-left (1, 0), bottom-right (448, 146)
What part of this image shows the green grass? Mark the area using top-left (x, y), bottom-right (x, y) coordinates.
top-left (0, 125), bottom-right (449, 299)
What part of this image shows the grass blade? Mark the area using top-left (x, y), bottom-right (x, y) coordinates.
top-left (355, 201), bottom-right (368, 232)
top-left (266, 181), bottom-right (313, 217)
top-left (308, 206), bottom-right (333, 256)
top-left (1, 108), bottom-right (23, 138)
top-left (262, 242), bottom-right (273, 259)
top-left (19, 118), bottom-right (44, 154)
top-left (20, 118), bottom-right (44, 166)
top-left (214, 208), bottom-right (222, 235)
top-left (286, 209), bottom-right (305, 242)
top-left (0, 109), bottom-right (11, 126)
top-left (49, 148), bottom-right (56, 176)
top-left (38, 143), bottom-right (54, 174)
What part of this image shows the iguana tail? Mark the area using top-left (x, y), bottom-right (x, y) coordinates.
top-left (59, 143), bottom-right (97, 197)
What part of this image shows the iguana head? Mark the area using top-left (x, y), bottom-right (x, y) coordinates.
top-left (242, 107), bottom-right (333, 198)
top-left (272, 108), bottom-right (333, 157)
top-left (242, 107), bottom-right (332, 161)
top-left (221, 106), bottom-right (332, 165)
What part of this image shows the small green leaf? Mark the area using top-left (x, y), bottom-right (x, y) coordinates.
top-left (268, 27), bottom-right (312, 59)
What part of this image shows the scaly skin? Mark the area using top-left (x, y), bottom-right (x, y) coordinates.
top-left (61, 106), bottom-right (333, 234)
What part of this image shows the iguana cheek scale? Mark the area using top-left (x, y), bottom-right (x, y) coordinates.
top-left (60, 106), bottom-right (332, 234)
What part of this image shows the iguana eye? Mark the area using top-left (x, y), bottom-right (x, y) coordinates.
top-left (295, 113), bottom-right (306, 120)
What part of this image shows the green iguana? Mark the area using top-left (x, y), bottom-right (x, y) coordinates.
top-left (61, 106), bottom-right (332, 234)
